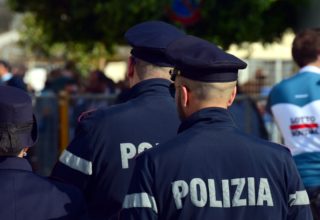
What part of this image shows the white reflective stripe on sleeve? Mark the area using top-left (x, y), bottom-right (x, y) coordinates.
top-left (59, 150), bottom-right (93, 175)
top-left (289, 190), bottom-right (310, 206)
top-left (123, 193), bottom-right (158, 213)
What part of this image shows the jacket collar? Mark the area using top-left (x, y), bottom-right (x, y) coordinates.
top-left (299, 65), bottom-right (320, 75)
top-left (0, 157), bottom-right (32, 171)
top-left (128, 78), bottom-right (172, 100)
top-left (178, 107), bottom-right (236, 133)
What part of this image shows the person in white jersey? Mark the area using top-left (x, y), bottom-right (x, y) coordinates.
top-left (267, 28), bottom-right (320, 219)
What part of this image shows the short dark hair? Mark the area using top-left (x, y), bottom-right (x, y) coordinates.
top-left (0, 122), bottom-right (33, 156)
top-left (292, 28), bottom-right (320, 67)
top-left (0, 60), bottom-right (11, 72)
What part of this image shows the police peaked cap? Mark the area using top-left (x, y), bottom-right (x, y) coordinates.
top-left (166, 35), bottom-right (247, 82)
top-left (125, 20), bottom-right (186, 67)
top-left (0, 86), bottom-right (38, 149)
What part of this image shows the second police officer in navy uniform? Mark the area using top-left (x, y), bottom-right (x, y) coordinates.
top-left (0, 86), bottom-right (88, 220)
top-left (120, 35), bottom-right (313, 219)
top-left (51, 21), bottom-right (183, 220)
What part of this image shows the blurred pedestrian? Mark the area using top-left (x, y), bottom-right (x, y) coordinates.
top-left (86, 69), bottom-right (115, 94)
top-left (229, 85), bottom-right (269, 139)
top-left (0, 60), bottom-right (27, 91)
top-left (267, 28), bottom-right (320, 219)
top-left (241, 68), bottom-right (267, 95)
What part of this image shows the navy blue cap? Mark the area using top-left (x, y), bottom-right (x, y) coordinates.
top-left (0, 86), bottom-right (37, 148)
top-left (125, 21), bottom-right (185, 67)
top-left (166, 35), bottom-right (247, 82)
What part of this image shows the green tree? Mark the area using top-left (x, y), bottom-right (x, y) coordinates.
top-left (188, 0), bottom-right (310, 48)
top-left (7, 0), bottom-right (311, 68)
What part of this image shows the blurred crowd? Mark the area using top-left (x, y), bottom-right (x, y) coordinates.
top-left (0, 58), bottom-right (274, 145)
top-left (0, 59), bottom-right (130, 99)
top-left (0, 59), bottom-right (273, 99)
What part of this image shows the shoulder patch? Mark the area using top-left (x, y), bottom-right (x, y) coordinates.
top-left (77, 109), bottom-right (97, 122)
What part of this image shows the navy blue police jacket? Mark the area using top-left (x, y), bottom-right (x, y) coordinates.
top-left (0, 156), bottom-right (88, 220)
top-left (51, 78), bottom-right (180, 220)
top-left (120, 107), bottom-right (313, 220)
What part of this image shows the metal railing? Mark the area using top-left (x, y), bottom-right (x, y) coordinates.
top-left (31, 93), bottom-right (280, 175)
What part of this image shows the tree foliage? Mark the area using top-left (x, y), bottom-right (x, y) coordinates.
top-left (8, 0), bottom-right (169, 51)
top-left (7, 0), bottom-right (311, 59)
top-left (189, 0), bottom-right (310, 48)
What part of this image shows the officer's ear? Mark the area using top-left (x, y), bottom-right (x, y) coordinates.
top-left (127, 56), bottom-right (135, 78)
top-left (180, 85), bottom-right (189, 107)
top-left (227, 86), bottom-right (237, 107)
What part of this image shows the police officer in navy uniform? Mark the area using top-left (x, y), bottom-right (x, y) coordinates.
top-left (51, 21), bottom-right (183, 220)
top-left (0, 86), bottom-right (88, 220)
top-left (120, 35), bottom-right (312, 220)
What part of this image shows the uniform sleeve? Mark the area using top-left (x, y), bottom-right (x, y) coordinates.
top-left (285, 155), bottom-right (313, 220)
top-left (51, 112), bottom-right (98, 191)
top-left (119, 152), bottom-right (158, 220)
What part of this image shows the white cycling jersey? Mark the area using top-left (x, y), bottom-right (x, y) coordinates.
top-left (268, 66), bottom-right (320, 156)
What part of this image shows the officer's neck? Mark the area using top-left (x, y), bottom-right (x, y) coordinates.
top-left (128, 75), bottom-right (169, 88)
top-left (182, 89), bottom-right (236, 118)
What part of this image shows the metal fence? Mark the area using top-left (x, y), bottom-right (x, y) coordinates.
top-left (31, 93), bottom-right (281, 176)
